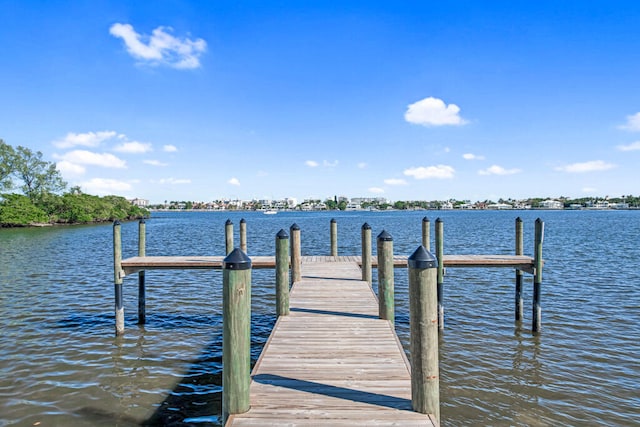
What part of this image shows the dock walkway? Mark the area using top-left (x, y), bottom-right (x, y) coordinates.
top-left (226, 259), bottom-right (438, 426)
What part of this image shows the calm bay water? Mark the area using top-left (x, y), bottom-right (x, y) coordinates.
top-left (1, 210), bottom-right (638, 426)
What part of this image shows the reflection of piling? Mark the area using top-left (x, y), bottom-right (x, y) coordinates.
top-left (408, 245), bottom-right (439, 423)
top-left (533, 218), bottom-right (544, 334)
top-left (361, 223), bottom-right (372, 284)
top-left (290, 223), bottom-right (301, 283)
top-left (240, 218), bottom-right (247, 253)
top-left (330, 218), bottom-right (338, 256)
top-left (113, 221), bottom-right (124, 336)
top-left (377, 230), bottom-right (394, 324)
top-left (222, 249), bottom-right (252, 424)
top-left (225, 219), bottom-right (234, 255)
top-left (515, 217), bottom-right (524, 322)
top-left (275, 229), bottom-right (290, 316)
top-left (138, 219), bottom-right (146, 325)
top-left (435, 218), bottom-right (444, 330)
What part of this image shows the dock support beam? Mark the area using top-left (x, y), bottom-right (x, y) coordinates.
top-left (330, 218), bottom-right (338, 256)
top-left (222, 249), bottom-right (252, 424)
top-left (240, 218), bottom-right (247, 253)
top-left (515, 217), bottom-right (524, 322)
top-left (225, 219), bottom-right (234, 255)
top-left (361, 223), bottom-right (372, 284)
top-left (422, 217), bottom-right (431, 251)
top-left (275, 229), bottom-right (290, 316)
top-left (435, 218), bottom-right (444, 330)
top-left (113, 221), bottom-right (124, 336)
top-left (532, 218), bottom-right (544, 334)
top-left (408, 245), bottom-right (440, 423)
top-left (138, 219), bottom-right (146, 325)
top-left (290, 223), bottom-right (301, 283)
top-left (377, 230), bottom-right (394, 324)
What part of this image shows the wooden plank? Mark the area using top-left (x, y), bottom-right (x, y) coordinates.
top-left (227, 260), bottom-right (437, 427)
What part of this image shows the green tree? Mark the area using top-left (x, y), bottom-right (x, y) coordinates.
top-left (13, 146), bottom-right (66, 201)
top-left (0, 139), bottom-right (17, 191)
top-left (0, 193), bottom-right (48, 225)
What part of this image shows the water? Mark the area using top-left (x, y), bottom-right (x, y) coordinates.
top-left (1, 210), bottom-right (638, 426)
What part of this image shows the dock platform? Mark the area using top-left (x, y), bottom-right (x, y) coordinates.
top-left (226, 259), bottom-right (438, 426)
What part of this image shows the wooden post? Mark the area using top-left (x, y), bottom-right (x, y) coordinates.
top-left (532, 218), bottom-right (544, 334)
top-left (138, 219), bottom-right (146, 325)
top-left (435, 218), bottom-right (444, 330)
top-left (225, 219), bottom-right (234, 255)
top-left (290, 223), bottom-right (301, 284)
top-left (222, 248), bottom-right (252, 423)
top-left (515, 217), bottom-right (524, 322)
top-left (275, 229), bottom-right (290, 316)
top-left (361, 223), bottom-right (372, 284)
top-left (377, 230), bottom-right (394, 324)
top-left (240, 218), bottom-right (247, 253)
top-left (422, 216), bottom-right (431, 251)
top-left (408, 245), bottom-right (440, 422)
top-left (113, 221), bottom-right (125, 336)
top-left (330, 218), bottom-right (338, 256)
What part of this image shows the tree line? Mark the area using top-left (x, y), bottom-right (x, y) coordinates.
top-left (0, 139), bottom-right (148, 226)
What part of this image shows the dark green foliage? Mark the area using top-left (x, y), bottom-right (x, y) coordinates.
top-left (0, 194), bottom-right (49, 226)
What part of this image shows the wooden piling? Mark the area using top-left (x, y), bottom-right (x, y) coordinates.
top-left (422, 216), bottom-right (431, 251)
top-left (225, 219), bottom-right (234, 255)
top-left (275, 229), bottom-right (290, 316)
top-left (138, 219), bottom-right (146, 325)
top-left (533, 218), bottom-right (544, 334)
top-left (361, 223), bottom-right (372, 284)
top-left (435, 218), bottom-right (444, 330)
top-left (113, 221), bottom-right (124, 336)
top-left (240, 218), bottom-right (247, 253)
top-left (515, 217), bottom-right (524, 322)
top-left (222, 248), bottom-right (252, 423)
top-left (377, 230), bottom-right (394, 324)
top-left (408, 245), bottom-right (440, 422)
top-left (330, 218), bottom-right (338, 256)
top-left (290, 223), bottom-right (301, 283)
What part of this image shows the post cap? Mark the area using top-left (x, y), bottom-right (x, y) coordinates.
top-left (139, 219), bottom-right (146, 224)
top-left (408, 245), bottom-right (438, 269)
top-left (276, 229), bottom-right (289, 239)
top-left (516, 216), bottom-right (522, 223)
top-left (436, 217), bottom-right (443, 224)
top-left (422, 216), bottom-right (430, 222)
top-left (240, 218), bottom-right (246, 224)
top-left (331, 218), bottom-right (337, 223)
top-left (113, 220), bottom-right (121, 226)
top-left (223, 248), bottom-right (252, 270)
top-left (377, 230), bottom-right (393, 241)
top-left (362, 222), bottom-right (371, 230)
top-left (225, 219), bottom-right (233, 226)
top-left (290, 223), bottom-right (300, 231)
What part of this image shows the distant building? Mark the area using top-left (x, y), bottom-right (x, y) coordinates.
top-left (539, 199), bottom-right (564, 209)
top-left (130, 198), bottom-right (148, 207)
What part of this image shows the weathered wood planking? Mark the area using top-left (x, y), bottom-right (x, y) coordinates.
top-left (226, 260), bottom-right (438, 427)
top-left (120, 254), bottom-right (537, 276)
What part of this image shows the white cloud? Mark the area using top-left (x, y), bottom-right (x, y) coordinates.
top-left (55, 150), bottom-right (127, 168)
top-left (384, 178), bottom-right (408, 185)
top-left (555, 160), bottom-right (616, 173)
top-left (228, 177), bottom-right (241, 186)
top-left (305, 160), bottom-right (319, 167)
top-left (368, 187), bottom-right (385, 194)
top-left (56, 160), bottom-right (86, 176)
top-left (463, 153), bottom-right (485, 160)
top-left (143, 159), bottom-right (168, 166)
top-left (79, 178), bottom-right (132, 195)
top-left (404, 165), bottom-right (455, 179)
top-left (404, 97), bottom-right (468, 127)
top-left (619, 112), bottom-right (640, 131)
top-left (109, 23), bottom-right (207, 69)
top-left (53, 131), bottom-right (118, 148)
top-left (163, 144), bottom-right (178, 152)
top-left (357, 162), bottom-right (367, 169)
top-left (478, 165), bottom-right (522, 176)
top-left (616, 141), bottom-right (640, 151)
top-left (155, 178), bottom-right (191, 185)
top-left (114, 141), bottom-right (152, 153)
top-left (323, 160), bottom-right (339, 167)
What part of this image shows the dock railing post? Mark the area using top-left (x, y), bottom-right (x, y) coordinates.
top-left (361, 223), bottom-right (372, 284)
top-left (138, 219), bottom-right (146, 325)
top-left (532, 218), bottom-right (544, 334)
top-left (240, 218), bottom-right (247, 253)
top-left (330, 218), bottom-right (338, 256)
top-left (290, 223), bottom-right (301, 284)
top-left (275, 229), bottom-right (290, 316)
top-left (222, 248), bottom-right (252, 423)
top-left (435, 218), bottom-right (444, 330)
top-left (113, 221), bottom-right (125, 336)
top-left (422, 216), bottom-right (431, 251)
top-left (225, 219), bottom-right (234, 255)
top-left (408, 245), bottom-right (440, 422)
top-left (515, 217), bottom-right (524, 323)
top-left (377, 230), bottom-right (394, 324)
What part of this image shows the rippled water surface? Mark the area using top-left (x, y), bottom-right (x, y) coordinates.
top-left (1, 210), bottom-right (638, 426)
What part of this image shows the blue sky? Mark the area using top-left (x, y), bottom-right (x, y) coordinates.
top-left (2, 1), bottom-right (640, 204)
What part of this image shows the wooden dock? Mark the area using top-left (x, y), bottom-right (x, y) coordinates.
top-left (226, 259), bottom-right (438, 427)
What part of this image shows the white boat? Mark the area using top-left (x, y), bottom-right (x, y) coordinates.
top-left (263, 209), bottom-right (277, 215)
